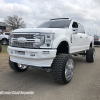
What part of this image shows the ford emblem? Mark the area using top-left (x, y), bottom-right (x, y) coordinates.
top-left (17, 37), bottom-right (26, 43)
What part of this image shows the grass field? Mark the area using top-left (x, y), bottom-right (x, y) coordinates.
top-left (0, 43), bottom-right (9, 72)
top-left (0, 43), bottom-right (8, 54)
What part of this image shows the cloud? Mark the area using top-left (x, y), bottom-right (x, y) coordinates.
top-left (0, 1), bottom-right (32, 24)
top-left (0, 0), bottom-right (100, 35)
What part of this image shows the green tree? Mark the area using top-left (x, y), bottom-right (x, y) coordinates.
top-left (5, 15), bottom-right (26, 31)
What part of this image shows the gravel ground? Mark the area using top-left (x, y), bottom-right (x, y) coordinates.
top-left (0, 47), bottom-right (100, 100)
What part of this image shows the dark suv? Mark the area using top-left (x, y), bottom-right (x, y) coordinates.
top-left (94, 35), bottom-right (100, 45)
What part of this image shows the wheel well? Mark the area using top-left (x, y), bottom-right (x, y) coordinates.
top-left (56, 41), bottom-right (69, 55)
top-left (2, 38), bottom-right (7, 40)
top-left (90, 42), bottom-right (92, 48)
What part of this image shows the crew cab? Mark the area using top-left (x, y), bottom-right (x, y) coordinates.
top-left (0, 32), bottom-right (10, 45)
top-left (7, 18), bottom-right (95, 84)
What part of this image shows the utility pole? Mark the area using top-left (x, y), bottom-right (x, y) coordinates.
top-left (96, 30), bottom-right (98, 35)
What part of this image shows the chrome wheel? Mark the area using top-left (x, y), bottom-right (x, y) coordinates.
top-left (17, 63), bottom-right (28, 69)
top-left (65, 58), bottom-right (74, 81)
top-left (2, 40), bottom-right (7, 45)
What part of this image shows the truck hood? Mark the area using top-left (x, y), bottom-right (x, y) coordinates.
top-left (0, 35), bottom-right (9, 39)
top-left (12, 28), bottom-right (67, 34)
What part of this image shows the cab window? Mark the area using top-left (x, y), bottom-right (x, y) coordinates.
top-left (72, 22), bottom-right (78, 28)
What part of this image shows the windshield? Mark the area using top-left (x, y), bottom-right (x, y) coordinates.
top-left (37, 20), bottom-right (71, 28)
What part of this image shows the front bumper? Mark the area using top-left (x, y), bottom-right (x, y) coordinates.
top-left (7, 46), bottom-right (56, 67)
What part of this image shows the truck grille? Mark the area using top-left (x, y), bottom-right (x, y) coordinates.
top-left (10, 34), bottom-right (44, 48)
top-left (14, 34), bottom-right (35, 39)
top-left (13, 41), bottom-right (33, 48)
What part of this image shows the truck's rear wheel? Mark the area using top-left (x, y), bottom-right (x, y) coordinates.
top-left (52, 54), bottom-right (74, 84)
top-left (9, 58), bottom-right (28, 72)
top-left (2, 39), bottom-right (8, 45)
top-left (86, 48), bottom-right (95, 62)
top-left (0, 45), bottom-right (2, 52)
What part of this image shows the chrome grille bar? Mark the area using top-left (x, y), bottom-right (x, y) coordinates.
top-left (12, 34), bottom-right (43, 48)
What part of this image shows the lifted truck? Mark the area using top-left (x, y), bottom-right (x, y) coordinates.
top-left (0, 32), bottom-right (10, 45)
top-left (7, 18), bottom-right (95, 84)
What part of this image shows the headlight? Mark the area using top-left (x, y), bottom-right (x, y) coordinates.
top-left (9, 33), bottom-right (14, 46)
top-left (45, 33), bottom-right (55, 46)
top-left (38, 33), bottom-right (55, 47)
top-left (33, 35), bottom-right (45, 47)
top-left (33, 33), bottom-right (55, 48)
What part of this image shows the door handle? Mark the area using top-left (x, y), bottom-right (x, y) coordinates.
top-left (80, 37), bottom-right (82, 38)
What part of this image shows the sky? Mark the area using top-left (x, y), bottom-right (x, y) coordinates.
top-left (0, 0), bottom-right (100, 35)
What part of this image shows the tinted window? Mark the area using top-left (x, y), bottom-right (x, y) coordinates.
top-left (37, 20), bottom-right (71, 28)
top-left (72, 22), bottom-right (78, 28)
top-left (5, 33), bottom-right (10, 35)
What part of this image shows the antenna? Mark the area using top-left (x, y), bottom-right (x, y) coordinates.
top-left (88, 29), bottom-right (90, 35)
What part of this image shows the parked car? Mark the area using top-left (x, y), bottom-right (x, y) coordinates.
top-left (94, 35), bottom-right (100, 45)
top-left (0, 32), bottom-right (10, 45)
top-left (0, 44), bottom-right (2, 52)
top-left (8, 18), bottom-right (95, 84)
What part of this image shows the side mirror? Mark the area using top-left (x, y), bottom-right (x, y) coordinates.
top-left (72, 28), bottom-right (78, 34)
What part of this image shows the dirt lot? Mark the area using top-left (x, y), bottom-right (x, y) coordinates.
top-left (0, 53), bottom-right (10, 72)
top-left (0, 47), bottom-right (100, 100)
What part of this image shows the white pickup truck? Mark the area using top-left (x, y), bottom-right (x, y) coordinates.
top-left (0, 32), bottom-right (10, 45)
top-left (7, 18), bottom-right (95, 84)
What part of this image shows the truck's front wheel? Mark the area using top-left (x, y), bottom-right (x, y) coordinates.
top-left (2, 39), bottom-right (8, 45)
top-left (9, 58), bottom-right (28, 72)
top-left (52, 54), bottom-right (74, 84)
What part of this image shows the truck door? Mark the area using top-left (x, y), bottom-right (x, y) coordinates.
top-left (71, 22), bottom-right (81, 53)
top-left (77, 23), bottom-right (87, 50)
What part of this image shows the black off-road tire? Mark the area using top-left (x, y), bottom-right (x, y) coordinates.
top-left (9, 58), bottom-right (28, 72)
top-left (2, 39), bottom-right (8, 45)
top-left (0, 45), bottom-right (2, 52)
top-left (86, 48), bottom-right (95, 62)
top-left (52, 54), bottom-right (74, 84)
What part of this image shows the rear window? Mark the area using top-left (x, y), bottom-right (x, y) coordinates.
top-left (37, 20), bottom-right (71, 28)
